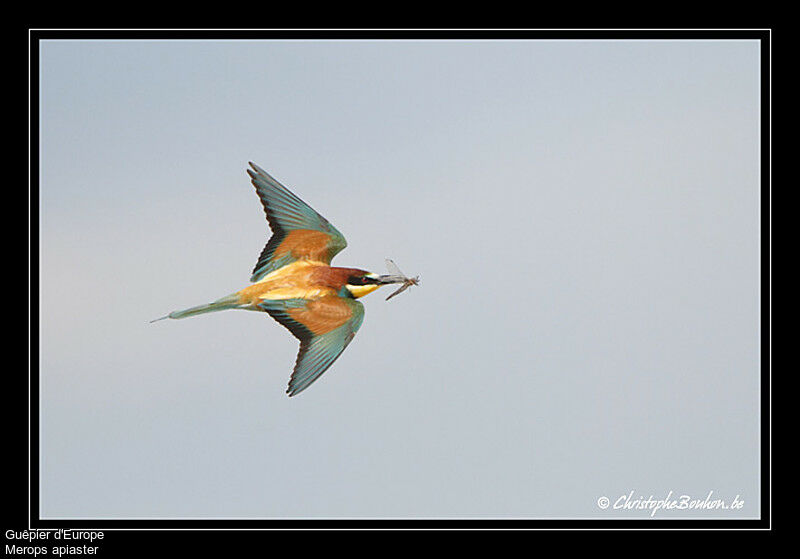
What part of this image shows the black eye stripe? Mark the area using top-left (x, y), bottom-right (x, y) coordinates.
top-left (349, 275), bottom-right (379, 285)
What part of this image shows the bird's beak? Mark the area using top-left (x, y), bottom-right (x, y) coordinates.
top-left (376, 274), bottom-right (407, 285)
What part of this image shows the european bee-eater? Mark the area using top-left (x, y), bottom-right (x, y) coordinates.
top-left (153, 162), bottom-right (418, 397)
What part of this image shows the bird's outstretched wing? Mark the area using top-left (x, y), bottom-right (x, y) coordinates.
top-left (247, 162), bottom-right (348, 282)
top-left (258, 296), bottom-right (365, 396)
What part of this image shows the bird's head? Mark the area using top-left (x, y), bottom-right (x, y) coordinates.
top-left (344, 271), bottom-right (405, 298)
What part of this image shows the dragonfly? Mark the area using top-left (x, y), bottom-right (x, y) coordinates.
top-left (381, 259), bottom-right (421, 301)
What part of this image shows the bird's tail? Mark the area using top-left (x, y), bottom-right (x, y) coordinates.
top-left (151, 293), bottom-right (242, 323)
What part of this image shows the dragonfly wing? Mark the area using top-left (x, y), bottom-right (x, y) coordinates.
top-left (385, 258), bottom-right (406, 278)
top-left (385, 282), bottom-right (411, 301)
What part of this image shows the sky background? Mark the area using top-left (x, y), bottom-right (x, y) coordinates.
top-left (39, 39), bottom-right (761, 519)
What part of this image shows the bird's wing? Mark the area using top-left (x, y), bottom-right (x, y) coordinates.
top-left (259, 295), bottom-right (365, 396)
top-left (247, 162), bottom-right (348, 282)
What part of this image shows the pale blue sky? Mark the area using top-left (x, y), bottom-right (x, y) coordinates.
top-left (39, 39), bottom-right (760, 518)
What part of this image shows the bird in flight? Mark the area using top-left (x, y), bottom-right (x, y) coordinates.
top-left (153, 162), bottom-right (419, 396)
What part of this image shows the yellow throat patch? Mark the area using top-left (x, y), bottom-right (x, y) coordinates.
top-left (345, 284), bottom-right (381, 299)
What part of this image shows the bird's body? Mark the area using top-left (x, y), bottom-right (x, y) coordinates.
top-left (236, 260), bottom-right (380, 306)
top-left (154, 162), bottom-right (416, 396)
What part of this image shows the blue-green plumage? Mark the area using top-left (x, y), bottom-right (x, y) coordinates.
top-left (259, 297), bottom-right (365, 396)
top-left (248, 163), bottom-right (347, 282)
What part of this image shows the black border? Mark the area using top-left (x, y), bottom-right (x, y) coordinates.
top-left (27, 28), bottom-right (770, 536)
